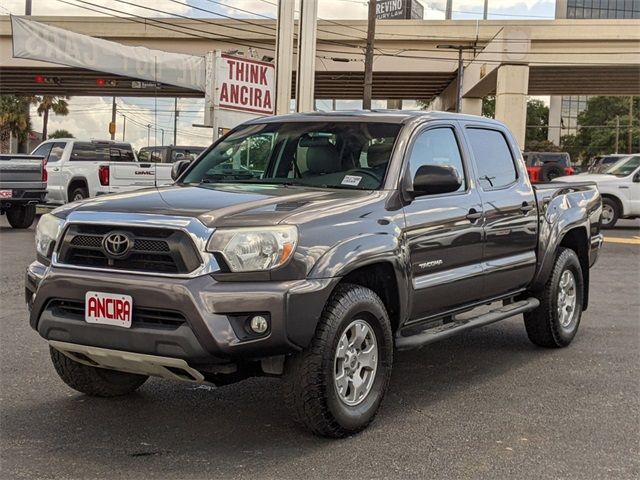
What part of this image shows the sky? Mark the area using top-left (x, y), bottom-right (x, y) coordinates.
top-left (1, 0), bottom-right (557, 150)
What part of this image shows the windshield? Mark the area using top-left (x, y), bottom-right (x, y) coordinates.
top-left (181, 122), bottom-right (402, 190)
top-left (604, 155), bottom-right (640, 177)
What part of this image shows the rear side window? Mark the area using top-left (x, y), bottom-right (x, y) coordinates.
top-left (70, 143), bottom-right (108, 161)
top-left (32, 143), bottom-right (53, 158)
top-left (466, 128), bottom-right (517, 189)
top-left (48, 142), bottom-right (66, 162)
top-left (109, 147), bottom-right (135, 162)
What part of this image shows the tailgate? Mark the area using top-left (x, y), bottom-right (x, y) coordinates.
top-left (0, 155), bottom-right (45, 190)
top-left (109, 162), bottom-right (157, 188)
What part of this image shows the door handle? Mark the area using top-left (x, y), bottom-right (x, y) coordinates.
top-left (466, 208), bottom-right (482, 221)
top-left (51, 167), bottom-right (60, 172)
top-left (520, 202), bottom-right (535, 213)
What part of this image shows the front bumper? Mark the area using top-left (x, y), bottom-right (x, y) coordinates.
top-left (26, 262), bottom-right (337, 364)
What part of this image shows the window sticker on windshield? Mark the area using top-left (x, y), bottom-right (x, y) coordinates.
top-left (342, 175), bottom-right (362, 186)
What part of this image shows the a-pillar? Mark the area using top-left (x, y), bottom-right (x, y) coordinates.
top-left (494, 64), bottom-right (529, 148)
top-left (461, 98), bottom-right (482, 116)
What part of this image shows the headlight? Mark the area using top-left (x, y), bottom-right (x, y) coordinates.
top-left (207, 226), bottom-right (297, 272)
top-left (35, 213), bottom-right (64, 258)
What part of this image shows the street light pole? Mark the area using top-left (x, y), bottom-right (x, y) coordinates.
top-left (483, 0), bottom-right (489, 19)
top-left (147, 124), bottom-right (151, 147)
top-left (160, 128), bottom-right (165, 146)
top-left (121, 114), bottom-right (126, 142)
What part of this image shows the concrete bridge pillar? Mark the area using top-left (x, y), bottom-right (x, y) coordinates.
top-left (461, 98), bottom-right (482, 116)
top-left (495, 64), bottom-right (530, 148)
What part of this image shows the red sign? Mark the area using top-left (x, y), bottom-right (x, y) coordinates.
top-left (218, 54), bottom-right (275, 115)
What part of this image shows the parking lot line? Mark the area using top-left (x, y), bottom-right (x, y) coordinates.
top-left (604, 236), bottom-right (640, 245)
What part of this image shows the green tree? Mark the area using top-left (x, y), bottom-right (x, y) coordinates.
top-left (32, 96), bottom-right (70, 140)
top-left (525, 99), bottom-right (549, 145)
top-left (569, 96), bottom-right (640, 160)
top-left (0, 96), bottom-right (32, 150)
top-left (49, 129), bottom-right (74, 139)
top-left (482, 96), bottom-right (495, 118)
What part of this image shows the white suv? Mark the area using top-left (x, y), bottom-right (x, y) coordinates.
top-left (31, 139), bottom-right (173, 204)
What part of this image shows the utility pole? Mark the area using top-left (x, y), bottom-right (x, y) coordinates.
top-left (121, 114), bottom-right (126, 142)
top-left (147, 124), bottom-right (151, 147)
top-left (615, 115), bottom-right (619, 154)
top-left (629, 96), bottom-right (633, 154)
top-left (445, 0), bottom-right (453, 19)
top-left (160, 128), bottom-right (165, 146)
top-left (483, 0), bottom-right (489, 19)
top-left (173, 98), bottom-right (178, 145)
top-left (363, 0), bottom-right (377, 110)
top-left (18, 0), bottom-right (33, 153)
top-left (437, 45), bottom-right (475, 113)
top-left (110, 96), bottom-right (116, 140)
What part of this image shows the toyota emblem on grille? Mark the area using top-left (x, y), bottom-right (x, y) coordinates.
top-left (103, 232), bottom-right (132, 258)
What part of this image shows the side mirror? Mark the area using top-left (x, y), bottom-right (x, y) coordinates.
top-left (411, 164), bottom-right (462, 197)
top-left (633, 172), bottom-right (640, 183)
top-left (171, 159), bottom-right (191, 181)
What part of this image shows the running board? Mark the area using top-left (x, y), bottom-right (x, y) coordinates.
top-left (395, 297), bottom-right (540, 351)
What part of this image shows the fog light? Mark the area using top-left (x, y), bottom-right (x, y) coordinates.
top-left (249, 315), bottom-right (269, 334)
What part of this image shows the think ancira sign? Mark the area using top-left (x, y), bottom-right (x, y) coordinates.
top-left (217, 54), bottom-right (275, 115)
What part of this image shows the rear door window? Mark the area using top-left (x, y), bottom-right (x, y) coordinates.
top-left (48, 142), bottom-right (66, 162)
top-left (70, 143), bottom-right (108, 161)
top-left (466, 128), bottom-right (517, 189)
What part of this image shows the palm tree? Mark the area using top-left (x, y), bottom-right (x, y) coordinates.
top-left (0, 96), bottom-right (32, 153)
top-left (33, 96), bottom-right (70, 140)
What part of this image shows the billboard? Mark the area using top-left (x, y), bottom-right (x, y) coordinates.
top-left (376, 0), bottom-right (424, 20)
top-left (217, 54), bottom-right (275, 115)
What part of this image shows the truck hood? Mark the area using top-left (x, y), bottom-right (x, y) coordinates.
top-left (56, 183), bottom-right (381, 227)
top-left (553, 174), bottom-right (617, 183)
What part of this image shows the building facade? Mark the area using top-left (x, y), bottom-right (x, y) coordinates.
top-left (548, 0), bottom-right (640, 145)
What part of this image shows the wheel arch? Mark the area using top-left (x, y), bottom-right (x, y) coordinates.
top-left (558, 227), bottom-right (590, 311)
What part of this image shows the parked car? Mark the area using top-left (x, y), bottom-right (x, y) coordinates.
top-left (26, 111), bottom-right (603, 438)
top-left (31, 139), bottom-right (173, 205)
top-left (0, 153), bottom-right (47, 228)
top-left (523, 151), bottom-right (574, 182)
top-left (587, 153), bottom-right (631, 174)
top-left (138, 145), bottom-right (205, 164)
top-left (554, 155), bottom-right (640, 228)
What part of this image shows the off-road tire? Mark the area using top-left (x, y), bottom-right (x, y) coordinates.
top-left (6, 205), bottom-right (36, 229)
top-left (284, 283), bottom-right (393, 438)
top-left (601, 197), bottom-right (619, 228)
top-left (524, 248), bottom-right (584, 348)
top-left (50, 347), bottom-right (148, 397)
top-left (70, 187), bottom-right (89, 203)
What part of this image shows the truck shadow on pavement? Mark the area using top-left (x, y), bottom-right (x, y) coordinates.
top-left (3, 320), bottom-right (559, 474)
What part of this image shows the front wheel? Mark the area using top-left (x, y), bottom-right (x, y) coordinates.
top-left (600, 197), bottom-right (619, 228)
top-left (284, 284), bottom-right (393, 437)
top-left (524, 248), bottom-right (584, 348)
top-left (50, 347), bottom-right (148, 397)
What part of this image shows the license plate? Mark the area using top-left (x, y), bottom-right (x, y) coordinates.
top-left (85, 291), bottom-right (133, 328)
top-left (0, 190), bottom-right (12, 199)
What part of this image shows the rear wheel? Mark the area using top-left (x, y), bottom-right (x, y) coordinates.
top-left (524, 248), bottom-right (584, 348)
top-left (50, 347), bottom-right (148, 397)
top-left (284, 284), bottom-right (393, 437)
top-left (70, 186), bottom-right (88, 202)
top-left (601, 197), bottom-right (619, 228)
top-left (6, 205), bottom-right (36, 229)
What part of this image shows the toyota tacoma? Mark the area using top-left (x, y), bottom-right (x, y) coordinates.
top-left (26, 111), bottom-right (603, 437)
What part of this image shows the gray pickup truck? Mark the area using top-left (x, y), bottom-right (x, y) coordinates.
top-left (26, 112), bottom-right (603, 437)
top-left (0, 154), bottom-right (47, 228)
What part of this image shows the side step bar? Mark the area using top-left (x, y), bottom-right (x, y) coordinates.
top-left (395, 297), bottom-right (540, 351)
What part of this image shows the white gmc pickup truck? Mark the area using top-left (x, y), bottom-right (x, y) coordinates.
top-left (31, 139), bottom-right (174, 204)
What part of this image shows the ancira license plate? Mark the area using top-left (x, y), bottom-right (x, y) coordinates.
top-left (0, 190), bottom-right (12, 199)
top-left (85, 291), bottom-right (133, 328)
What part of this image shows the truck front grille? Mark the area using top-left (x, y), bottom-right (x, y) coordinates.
top-left (57, 224), bottom-right (201, 274)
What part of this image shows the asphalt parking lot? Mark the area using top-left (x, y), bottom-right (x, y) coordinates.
top-left (1, 216), bottom-right (638, 480)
